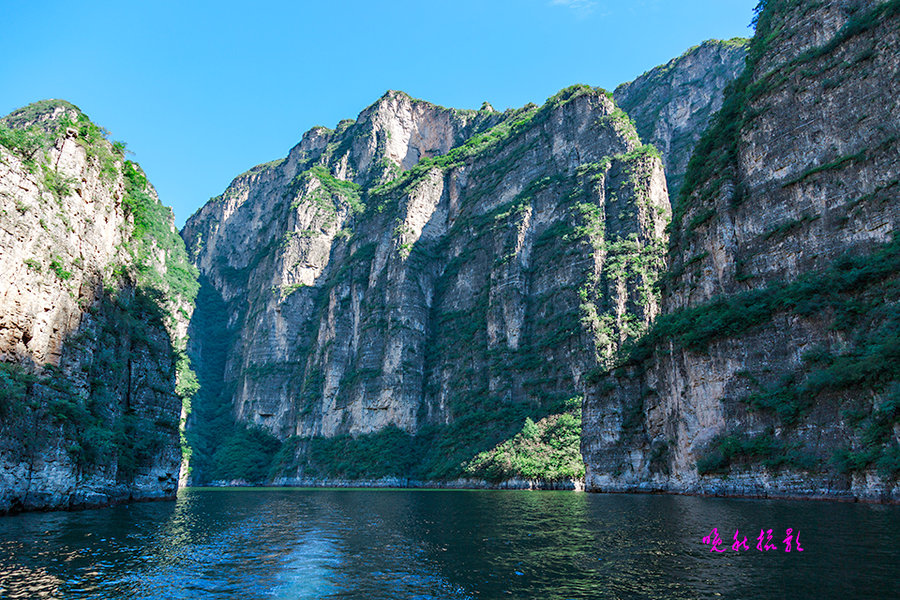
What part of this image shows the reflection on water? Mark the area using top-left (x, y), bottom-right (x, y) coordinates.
top-left (1, 489), bottom-right (898, 599)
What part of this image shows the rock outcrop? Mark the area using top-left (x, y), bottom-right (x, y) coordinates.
top-left (182, 88), bottom-right (671, 483)
top-left (583, 0), bottom-right (900, 502)
top-left (0, 101), bottom-right (198, 513)
top-left (614, 38), bottom-right (749, 198)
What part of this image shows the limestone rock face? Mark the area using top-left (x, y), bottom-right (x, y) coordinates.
top-left (183, 87), bottom-right (670, 483)
top-left (583, 0), bottom-right (900, 502)
top-left (615, 39), bottom-right (748, 198)
top-left (0, 101), bottom-right (196, 513)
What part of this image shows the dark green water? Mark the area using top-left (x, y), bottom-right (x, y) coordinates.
top-left (0, 489), bottom-right (898, 599)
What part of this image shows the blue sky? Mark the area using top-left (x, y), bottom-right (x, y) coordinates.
top-left (2, 0), bottom-right (757, 226)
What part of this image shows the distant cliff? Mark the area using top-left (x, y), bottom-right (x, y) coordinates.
top-left (182, 87), bottom-right (671, 484)
top-left (583, 0), bottom-right (900, 502)
top-left (615, 38), bottom-right (748, 198)
top-left (0, 101), bottom-right (197, 513)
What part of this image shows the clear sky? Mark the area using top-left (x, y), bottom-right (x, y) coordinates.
top-left (2, 0), bottom-right (758, 226)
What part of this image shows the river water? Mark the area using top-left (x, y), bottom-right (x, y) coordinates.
top-left (0, 488), bottom-right (897, 599)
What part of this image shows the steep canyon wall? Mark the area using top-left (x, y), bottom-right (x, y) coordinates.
top-left (582, 0), bottom-right (900, 502)
top-left (0, 101), bottom-right (197, 513)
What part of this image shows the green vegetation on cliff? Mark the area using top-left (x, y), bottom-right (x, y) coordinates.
top-left (1, 100), bottom-right (124, 182)
top-left (119, 158), bottom-right (199, 466)
top-left (263, 395), bottom-right (583, 484)
top-left (371, 84), bottom-right (610, 203)
top-left (695, 430), bottom-right (817, 476)
top-left (121, 160), bottom-right (200, 306)
top-left (621, 235), bottom-right (899, 363)
top-left (608, 234), bottom-right (900, 477)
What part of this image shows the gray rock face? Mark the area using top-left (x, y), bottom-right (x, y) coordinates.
top-left (614, 39), bottom-right (748, 198)
top-left (183, 87), bottom-right (670, 482)
top-left (0, 101), bottom-right (196, 513)
top-left (583, 0), bottom-right (900, 502)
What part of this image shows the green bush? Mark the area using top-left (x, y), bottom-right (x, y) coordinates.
top-left (464, 398), bottom-right (585, 482)
top-left (306, 425), bottom-right (418, 480)
top-left (43, 165), bottom-right (76, 201)
top-left (49, 257), bottom-right (72, 280)
top-left (211, 425), bottom-right (283, 483)
top-left (833, 387), bottom-right (900, 477)
top-left (0, 122), bottom-right (49, 166)
top-left (696, 431), bottom-right (818, 475)
top-left (0, 363), bottom-right (36, 418)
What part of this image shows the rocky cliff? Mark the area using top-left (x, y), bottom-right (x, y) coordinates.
top-left (614, 38), bottom-right (748, 198)
top-left (182, 87), bottom-right (671, 484)
top-left (583, 0), bottom-right (900, 502)
top-left (0, 101), bottom-right (198, 513)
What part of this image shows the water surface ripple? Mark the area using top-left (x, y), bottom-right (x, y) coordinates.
top-left (0, 489), bottom-right (897, 599)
